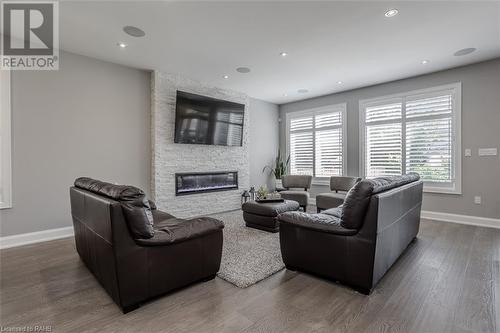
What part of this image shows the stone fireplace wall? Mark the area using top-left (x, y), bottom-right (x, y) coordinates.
top-left (151, 71), bottom-right (250, 217)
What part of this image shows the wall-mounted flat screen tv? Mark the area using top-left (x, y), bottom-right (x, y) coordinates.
top-left (174, 91), bottom-right (245, 146)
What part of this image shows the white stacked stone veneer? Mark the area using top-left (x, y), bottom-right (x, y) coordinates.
top-left (151, 71), bottom-right (250, 217)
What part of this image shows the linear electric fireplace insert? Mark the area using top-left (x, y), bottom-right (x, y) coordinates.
top-left (175, 171), bottom-right (238, 196)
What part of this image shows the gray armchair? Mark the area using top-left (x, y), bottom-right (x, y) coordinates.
top-left (316, 176), bottom-right (361, 212)
top-left (280, 175), bottom-right (313, 211)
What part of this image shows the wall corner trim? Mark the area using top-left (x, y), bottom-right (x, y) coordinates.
top-left (421, 210), bottom-right (500, 229)
top-left (0, 226), bottom-right (74, 249)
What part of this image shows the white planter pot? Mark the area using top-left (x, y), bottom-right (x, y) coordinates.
top-left (275, 178), bottom-right (283, 190)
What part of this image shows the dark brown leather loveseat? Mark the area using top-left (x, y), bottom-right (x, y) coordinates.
top-left (70, 178), bottom-right (224, 313)
top-left (278, 173), bottom-right (423, 294)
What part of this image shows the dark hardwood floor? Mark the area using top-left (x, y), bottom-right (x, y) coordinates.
top-left (1, 219), bottom-right (499, 333)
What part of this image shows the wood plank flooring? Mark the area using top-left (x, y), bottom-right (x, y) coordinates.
top-left (1, 219), bottom-right (499, 333)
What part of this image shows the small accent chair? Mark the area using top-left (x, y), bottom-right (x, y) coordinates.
top-left (316, 176), bottom-right (361, 212)
top-left (280, 175), bottom-right (313, 211)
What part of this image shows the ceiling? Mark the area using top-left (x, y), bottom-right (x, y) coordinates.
top-left (55, 1), bottom-right (500, 104)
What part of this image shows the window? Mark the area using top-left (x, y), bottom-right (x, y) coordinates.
top-left (0, 70), bottom-right (12, 208)
top-left (360, 83), bottom-right (461, 194)
top-left (286, 104), bottom-right (346, 182)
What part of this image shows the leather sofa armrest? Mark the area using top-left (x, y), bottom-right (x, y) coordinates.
top-left (278, 211), bottom-right (357, 236)
top-left (135, 217), bottom-right (224, 246)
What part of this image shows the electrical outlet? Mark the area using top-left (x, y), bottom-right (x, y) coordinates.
top-left (464, 149), bottom-right (471, 157)
top-left (474, 196), bottom-right (482, 205)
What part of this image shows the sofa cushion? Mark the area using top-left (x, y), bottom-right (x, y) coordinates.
top-left (135, 217), bottom-right (224, 246)
top-left (74, 177), bottom-right (155, 239)
top-left (340, 173), bottom-right (421, 229)
top-left (278, 211), bottom-right (357, 235)
top-left (340, 180), bottom-right (374, 229)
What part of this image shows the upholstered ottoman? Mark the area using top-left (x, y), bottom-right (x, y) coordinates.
top-left (242, 200), bottom-right (300, 232)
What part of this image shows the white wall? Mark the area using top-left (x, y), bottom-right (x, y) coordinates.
top-left (249, 98), bottom-right (280, 190)
top-left (280, 59), bottom-right (500, 219)
top-left (151, 71), bottom-right (250, 217)
top-left (0, 52), bottom-right (151, 237)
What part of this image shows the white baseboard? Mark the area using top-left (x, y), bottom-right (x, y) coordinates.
top-left (0, 226), bottom-right (74, 250)
top-left (421, 210), bottom-right (500, 229)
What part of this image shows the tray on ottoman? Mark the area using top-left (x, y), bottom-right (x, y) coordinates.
top-left (242, 200), bottom-right (300, 232)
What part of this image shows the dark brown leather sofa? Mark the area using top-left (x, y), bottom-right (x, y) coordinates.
top-left (70, 178), bottom-right (224, 313)
top-left (278, 173), bottom-right (423, 294)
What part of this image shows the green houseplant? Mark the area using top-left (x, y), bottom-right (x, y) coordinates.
top-left (263, 149), bottom-right (290, 189)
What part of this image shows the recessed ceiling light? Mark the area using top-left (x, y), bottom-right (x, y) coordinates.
top-left (421, 60), bottom-right (429, 65)
top-left (385, 9), bottom-right (399, 17)
top-left (283, 93), bottom-right (288, 97)
top-left (454, 48), bottom-right (476, 56)
top-left (123, 26), bottom-right (146, 38)
top-left (236, 67), bottom-right (251, 73)
top-left (337, 81), bottom-right (343, 84)
top-left (280, 52), bottom-right (288, 57)
top-left (223, 75), bottom-right (229, 79)
top-left (297, 89), bottom-right (309, 94)
top-left (117, 42), bottom-right (128, 48)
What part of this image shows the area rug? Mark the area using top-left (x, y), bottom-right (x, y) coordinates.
top-left (209, 210), bottom-right (285, 288)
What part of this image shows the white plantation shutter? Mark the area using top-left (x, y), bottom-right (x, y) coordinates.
top-left (287, 104), bottom-right (346, 178)
top-left (290, 115), bottom-right (313, 131)
top-left (406, 93), bottom-right (452, 118)
top-left (290, 131), bottom-right (313, 175)
top-left (360, 83), bottom-right (461, 193)
top-left (365, 123), bottom-right (402, 177)
top-left (365, 102), bottom-right (402, 122)
top-left (405, 91), bottom-right (455, 184)
top-left (364, 100), bottom-right (403, 177)
top-left (315, 128), bottom-right (342, 177)
top-left (406, 118), bottom-right (452, 181)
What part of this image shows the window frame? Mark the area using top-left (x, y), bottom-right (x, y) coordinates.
top-left (285, 103), bottom-right (347, 185)
top-left (0, 69), bottom-right (12, 209)
top-left (359, 82), bottom-right (462, 194)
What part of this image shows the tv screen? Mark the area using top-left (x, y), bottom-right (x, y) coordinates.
top-left (174, 91), bottom-right (245, 146)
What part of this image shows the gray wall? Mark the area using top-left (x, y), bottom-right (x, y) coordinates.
top-left (249, 98), bottom-right (280, 190)
top-left (0, 52), bottom-right (152, 237)
top-left (0, 52), bottom-right (279, 237)
top-left (280, 59), bottom-right (500, 219)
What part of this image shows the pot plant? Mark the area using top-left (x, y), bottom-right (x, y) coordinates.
top-left (262, 149), bottom-right (290, 189)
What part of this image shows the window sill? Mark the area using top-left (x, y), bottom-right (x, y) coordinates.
top-left (311, 179), bottom-right (330, 186)
top-left (423, 186), bottom-right (461, 195)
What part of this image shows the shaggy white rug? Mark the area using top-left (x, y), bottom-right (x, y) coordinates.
top-left (209, 210), bottom-right (285, 288)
